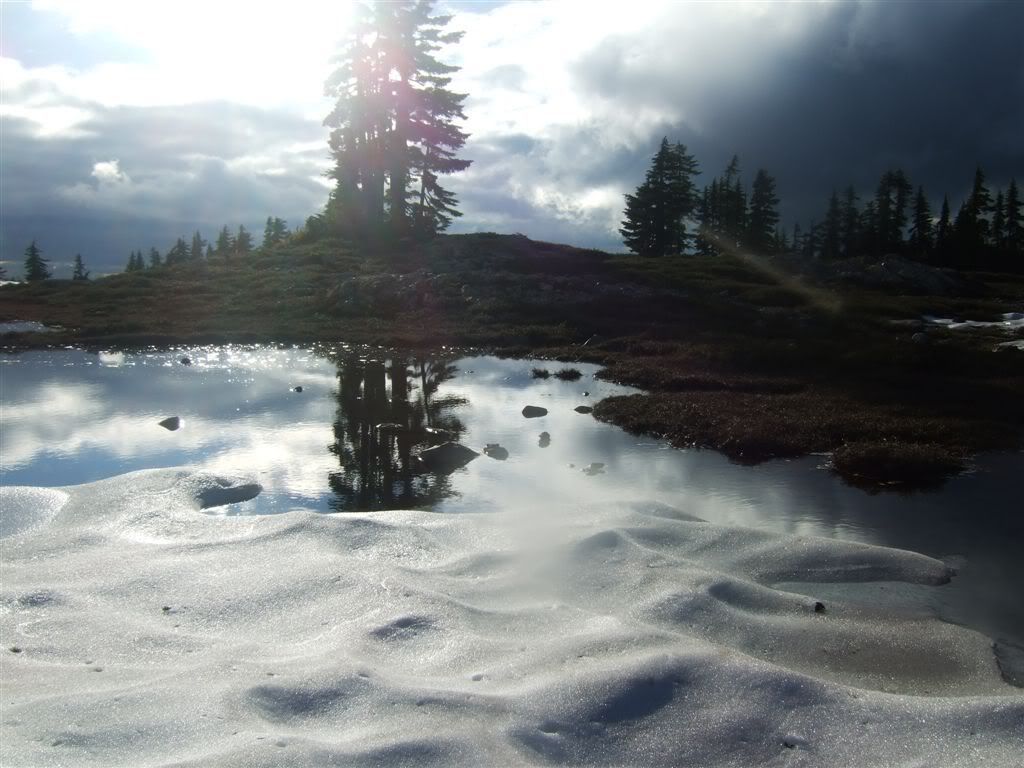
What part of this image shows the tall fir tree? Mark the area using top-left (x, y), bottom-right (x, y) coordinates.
top-left (236, 225), bottom-right (253, 256)
top-left (149, 247), bottom-right (162, 268)
top-left (72, 254), bottom-right (89, 281)
top-left (24, 240), bottom-right (50, 281)
top-left (935, 195), bottom-right (952, 264)
top-left (746, 169), bottom-right (779, 254)
top-left (1004, 179), bottom-right (1022, 259)
top-left (908, 186), bottom-right (933, 261)
top-left (189, 231), bottom-right (206, 262)
top-left (215, 225), bottom-right (234, 258)
top-left (620, 138), bottom-right (700, 257)
top-left (839, 186), bottom-right (859, 259)
top-left (821, 190), bottom-right (842, 259)
top-left (324, 0), bottom-right (470, 239)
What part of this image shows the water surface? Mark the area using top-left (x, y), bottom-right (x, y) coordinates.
top-left (2, 346), bottom-right (1022, 649)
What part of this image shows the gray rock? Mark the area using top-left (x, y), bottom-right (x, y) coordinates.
top-left (522, 405), bottom-right (548, 418)
top-left (574, 405), bottom-right (594, 414)
top-left (483, 444), bottom-right (509, 461)
top-left (417, 442), bottom-right (479, 473)
top-left (158, 416), bottom-right (181, 431)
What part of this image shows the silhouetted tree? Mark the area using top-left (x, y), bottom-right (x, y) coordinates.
top-left (149, 247), bottom-right (162, 268)
top-left (1005, 179), bottom-right (1023, 259)
top-left (23, 240), bottom-right (50, 281)
top-left (839, 186), bottom-right (860, 259)
top-left (821, 190), bottom-right (842, 259)
top-left (262, 217), bottom-right (289, 248)
top-left (235, 225), bottom-right (253, 256)
top-left (935, 195), bottom-right (952, 263)
top-left (186, 232), bottom-right (204, 262)
top-left (746, 169), bottom-right (779, 253)
top-left (991, 190), bottom-right (1006, 251)
top-left (166, 237), bottom-right (189, 265)
top-left (72, 254), bottom-right (89, 281)
top-left (621, 138), bottom-right (700, 256)
top-left (907, 186), bottom-right (933, 261)
top-left (215, 225), bottom-right (234, 258)
top-left (324, 0), bottom-right (471, 239)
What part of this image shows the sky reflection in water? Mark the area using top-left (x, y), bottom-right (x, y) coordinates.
top-left (1, 346), bottom-right (1022, 648)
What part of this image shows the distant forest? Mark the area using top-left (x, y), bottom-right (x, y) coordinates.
top-left (622, 137), bottom-right (1023, 272)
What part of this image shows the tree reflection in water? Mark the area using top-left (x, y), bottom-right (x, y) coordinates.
top-left (327, 354), bottom-right (468, 512)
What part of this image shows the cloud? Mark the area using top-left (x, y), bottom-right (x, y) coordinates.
top-left (2, 0), bottom-right (1023, 272)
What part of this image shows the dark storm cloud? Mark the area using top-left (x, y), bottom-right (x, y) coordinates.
top-left (571, 0), bottom-right (1024, 227)
top-left (1, 100), bottom-right (330, 276)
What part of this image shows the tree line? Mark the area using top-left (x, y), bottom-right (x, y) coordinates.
top-left (622, 138), bottom-right (1023, 272)
top-left (13, 217), bottom-right (291, 282)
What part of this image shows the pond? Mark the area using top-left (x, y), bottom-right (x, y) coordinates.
top-left (2, 345), bottom-right (1022, 653)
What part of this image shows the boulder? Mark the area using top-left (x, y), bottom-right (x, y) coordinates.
top-left (179, 356), bottom-right (192, 366)
top-left (539, 431), bottom-right (551, 448)
top-left (522, 405), bottom-right (548, 418)
top-left (574, 405), bottom-right (594, 414)
top-left (293, 385), bottom-right (303, 393)
top-left (158, 416), bottom-right (181, 431)
top-left (417, 442), bottom-right (479, 473)
top-left (483, 444), bottom-right (509, 461)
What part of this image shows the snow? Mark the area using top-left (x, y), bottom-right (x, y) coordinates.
top-left (2, 469), bottom-right (1022, 766)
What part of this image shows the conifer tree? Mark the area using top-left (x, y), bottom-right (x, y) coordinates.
top-left (189, 231), bottom-right (206, 261)
top-left (821, 190), bottom-right (842, 259)
top-left (839, 186), bottom-right (859, 259)
top-left (991, 190), bottom-right (1006, 251)
top-left (325, 0), bottom-right (470, 238)
top-left (149, 247), bottom-right (162, 268)
top-left (935, 195), bottom-right (952, 263)
top-left (621, 138), bottom-right (700, 256)
top-left (72, 254), bottom-right (89, 281)
top-left (236, 225), bottom-right (253, 256)
top-left (1005, 179), bottom-right (1022, 258)
top-left (166, 237), bottom-right (188, 265)
top-left (746, 169), bottom-right (779, 253)
top-left (908, 186), bottom-right (933, 261)
top-left (215, 225), bottom-right (234, 258)
top-left (23, 241), bottom-right (50, 281)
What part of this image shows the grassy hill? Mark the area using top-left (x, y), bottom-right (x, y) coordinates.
top-left (3, 232), bottom-right (1023, 490)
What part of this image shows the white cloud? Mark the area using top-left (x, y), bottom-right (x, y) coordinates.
top-left (91, 159), bottom-right (128, 184)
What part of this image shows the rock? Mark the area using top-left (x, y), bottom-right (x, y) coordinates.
top-left (293, 385), bottom-right (303, 393)
top-left (522, 405), bottom-right (548, 418)
top-left (539, 431), bottom-right (551, 448)
top-left (483, 443), bottom-right (509, 460)
top-left (423, 426), bottom-right (454, 443)
top-left (574, 405), bottom-right (594, 414)
top-left (417, 442), bottom-right (479, 473)
top-left (158, 416), bottom-right (181, 431)
top-left (582, 391), bottom-right (590, 396)
top-left (582, 462), bottom-right (605, 476)
top-left (198, 480), bottom-right (263, 509)
top-left (814, 601), bottom-right (826, 614)
top-left (179, 356), bottom-right (191, 366)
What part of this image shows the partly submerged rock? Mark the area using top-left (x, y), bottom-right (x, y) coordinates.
top-left (582, 462), bottom-right (605, 476)
top-left (158, 416), bottom-right (181, 431)
top-left (196, 478), bottom-right (263, 509)
top-left (292, 385), bottom-right (303, 393)
top-left (417, 442), bottom-right (479, 473)
top-left (423, 426), bottom-right (454, 443)
top-left (574, 405), bottom-right (594, 414)
top-left (179, 356), bottom-right (192, 366)
top-left (539, 431), bottom-right (551, 448)
top-left (483, 444), bottom-right (509, 461)
top-left (522, 405), bottom-right (548, 418)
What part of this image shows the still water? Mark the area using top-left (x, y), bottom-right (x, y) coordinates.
top-left (2, 346), bottom-right (1022, 650)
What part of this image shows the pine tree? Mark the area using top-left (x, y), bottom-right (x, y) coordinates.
top-left (262, 217), bottom-right (289, 248)
top-left (935, 196), bottom-right (952, 265)
top-left (620, 138), bottom-right (700, 257)
top-left (149, 247), bottom-right (162, 268)
top-left (991, 190), bottom-right (1006, 251)
top-left (23, 240), bottom-right (50, 281)
top-left (746, 169), bottom-right (779, 254)
top-left (236, 225), bottom-right (253, 256)
top-left (189, 231), bottom-right (206, 261)
top-left (215, 225), bottom-right (234, 258)
top-left (1005, 179), bottom-right (1023, 258)
top-left (821, 191), bottom-right (842, 260)
top-left (968, 167), bottom-right (993, 246)
top-left (839, 186), bottom-right (859, 259)
top-left (126, 250), bottom-right (140, 272)
top-left (166, 237), bottom-right (188, 265)
top-left (325, 0), bottom-right (471, 239)
top-left (72, 254), bottom-right (89, 281)
top-left (908, 186), bottom-right (933, 261)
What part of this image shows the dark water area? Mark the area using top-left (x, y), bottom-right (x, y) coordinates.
top-left (2, 346), bottom-right (1022, 650)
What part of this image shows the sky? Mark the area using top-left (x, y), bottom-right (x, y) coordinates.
top-left (1, 0), bottom-right (1022, 277)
